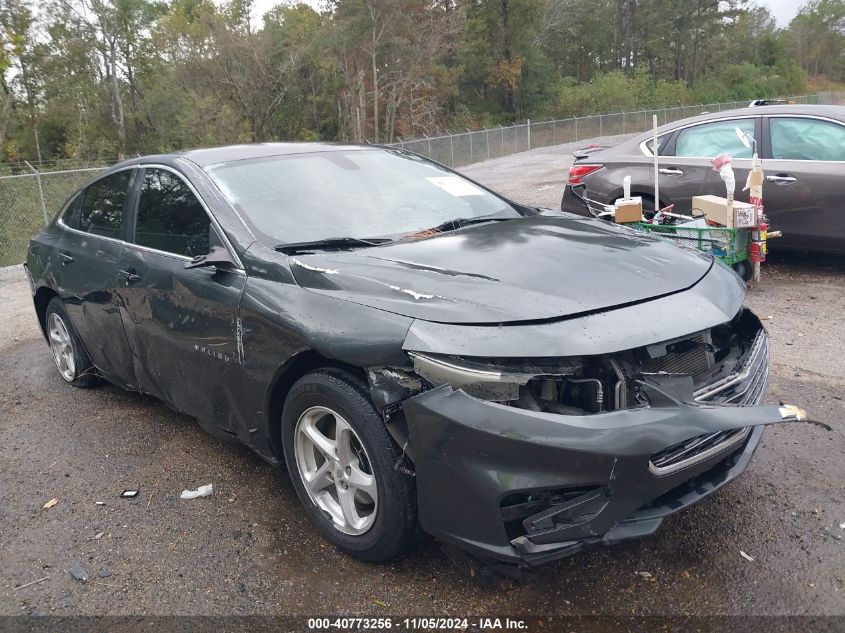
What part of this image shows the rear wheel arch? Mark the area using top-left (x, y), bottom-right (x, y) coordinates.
top-left (265, 350), bottom-right (367, 461)
top-left (630, 191), bottom-right (659, 211)
top-left (34, 286), bottom-right (59, 339)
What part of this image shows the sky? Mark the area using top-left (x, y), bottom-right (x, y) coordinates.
top-left (246, 0), bottom-right (807, 27)
top-left (761, 0), bottom-right (805, 25)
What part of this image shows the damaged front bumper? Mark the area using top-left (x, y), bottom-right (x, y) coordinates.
top-left (401, 351), bottom-right (806, 568)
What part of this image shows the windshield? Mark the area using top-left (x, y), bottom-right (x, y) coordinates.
top-left (205, 149), bottom-right (519, 246)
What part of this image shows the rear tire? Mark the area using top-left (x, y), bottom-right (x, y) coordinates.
top-left (281, 368), bottom-right (417, 562)
top-left (732, 260), bottom-right (754, 282)
top-left (44, 297), bottom-right (101, 388)
top-left (638, 194), bottom-right (657, 219)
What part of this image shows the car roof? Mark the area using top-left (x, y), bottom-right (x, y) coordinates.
top-left (649, 104), bottom-right (845, 137)
top-left (178, 142), bottom-right (376, 166)
top-left (104, 142), bottom-right (380, 172)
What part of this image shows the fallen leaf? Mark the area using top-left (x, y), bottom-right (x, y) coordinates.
top-left (42, 498), bottom-right (59, 510)
top-left (373, 599), bottom-right (388, 607)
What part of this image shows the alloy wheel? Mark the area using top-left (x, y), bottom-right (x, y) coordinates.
top-left (47, 312), bottom-right (76, 382)
top-left (294, 406), bottom-right (378, 535)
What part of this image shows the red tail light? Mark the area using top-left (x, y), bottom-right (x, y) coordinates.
top-left (568, 164), bottom-right (603, 185)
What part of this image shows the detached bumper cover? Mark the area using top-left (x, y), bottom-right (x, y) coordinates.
top-left (403, 384), bottom-right (803, 567)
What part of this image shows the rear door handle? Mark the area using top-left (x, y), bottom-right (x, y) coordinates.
top-left (57, 252), bottom-right (74, 265)
top-left (766, 174), bottom-right (797, 184)
top-left (658, 168), bottom-right (684, 175)
top-left (117, 269), bottom-right (141, 284)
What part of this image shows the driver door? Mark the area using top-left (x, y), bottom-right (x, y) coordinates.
top-left (115, 166), bottom-right (246, 433)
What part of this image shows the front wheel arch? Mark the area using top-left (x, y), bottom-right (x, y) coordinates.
top-left (265, 350), bottom-right (367, 462)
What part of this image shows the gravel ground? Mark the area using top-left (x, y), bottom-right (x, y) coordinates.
top-left (0, 142), bottom-right (843, 620)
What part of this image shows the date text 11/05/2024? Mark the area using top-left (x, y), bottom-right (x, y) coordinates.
top-left (308, 617), bottom-right (528, 630)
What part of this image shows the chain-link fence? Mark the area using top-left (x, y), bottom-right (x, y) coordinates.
top-left (0, 166), bottom-right (105, 267)
top-left (390, 91), bottom-right (845, 168)
top-left (1, 91), bottom-right (843, 268)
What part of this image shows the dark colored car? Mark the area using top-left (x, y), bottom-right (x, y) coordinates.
top-left (25, 143), bottom-right (805, 573)
top-left (561, 105), bottom-right (845, 253)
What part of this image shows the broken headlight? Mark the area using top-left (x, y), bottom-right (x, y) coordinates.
top-left (407, 352), bottom-right (591, 404)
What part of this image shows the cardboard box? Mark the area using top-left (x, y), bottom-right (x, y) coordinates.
top-left (614, 196), bottom-right (643, 223)
top-left (691, 195), bottom-right (757, 228)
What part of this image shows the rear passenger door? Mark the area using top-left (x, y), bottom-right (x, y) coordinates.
top-left (55, 169), bottom-right (137, 387)
top-left (761, 115), bottom-right (845, 251)
top-left (115, 166), bottom-right (246, 432)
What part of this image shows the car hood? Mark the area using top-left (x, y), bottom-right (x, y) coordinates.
top-left (288, 215), bottom-right (714, 324)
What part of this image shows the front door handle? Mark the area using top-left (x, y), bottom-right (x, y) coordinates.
top-left (117, 269), bottom-right (141, 284)
top-left (57, 252), bottom-right (74, 265)
top-left (658, 168), bottom-right (684, 175)
top-left (766, 174), bottom-right (797, 184)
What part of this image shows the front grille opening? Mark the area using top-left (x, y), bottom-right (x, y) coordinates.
top-left (636, 441), bottom-right (748, 515)
top-left (649, 428), bottom-right (750, 475)
top-left (500, 486), bottom-right (600, 540)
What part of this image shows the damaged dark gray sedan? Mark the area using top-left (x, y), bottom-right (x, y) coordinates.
top-left (25, 143), bottom-right (806, 572)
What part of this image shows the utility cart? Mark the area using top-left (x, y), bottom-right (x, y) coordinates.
top-left (570, 186), bottom-right (759, 281)
top-left (631, 222), bottom-right (753, 281)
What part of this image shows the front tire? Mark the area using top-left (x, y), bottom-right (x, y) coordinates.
top-left (281, 368), bottom-right (417, 562)
top-left (44, 297), bottom-right (101, 388)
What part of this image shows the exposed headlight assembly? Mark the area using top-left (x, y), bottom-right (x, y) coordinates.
top-left (407, 352), bottom-right (579, 402)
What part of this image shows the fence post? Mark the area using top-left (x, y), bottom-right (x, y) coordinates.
top-left (485, 127), bottom-right (490, 160)
top-left (599, 114), bottom-right (603, 137)
top-left (527, 119), bottom-right (531, 150)
top-left (552, 119), bottom-right (557, 145)
top-left (25, 161), bottom-right (50, 226)
top-left (425, 135), bottom-right (431, 159)
top-left (467, 129), bottom-right (473, 163)
top-left (574, 117), bottom-right (578, 142)
top-left (500, 125), bottom-right (504, 157)
top-left (622, 111), bottom-right (626, 134)
top-left (449, 134), bottom-right (454, 167)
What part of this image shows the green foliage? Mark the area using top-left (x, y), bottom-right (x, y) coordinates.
top-left (0, 0), bottom-right (840, 162)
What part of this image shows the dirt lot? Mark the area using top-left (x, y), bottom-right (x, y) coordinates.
top-left (0, 144), bottom-right (843, 620)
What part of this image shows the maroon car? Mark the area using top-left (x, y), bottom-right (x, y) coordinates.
top-left (561, 105), bottom-right (845, 253)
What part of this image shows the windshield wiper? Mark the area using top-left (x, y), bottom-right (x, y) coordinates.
top-left (428, 216), bottom-right (511, 233)
top-left (275, 237), bottom-right (393, 255)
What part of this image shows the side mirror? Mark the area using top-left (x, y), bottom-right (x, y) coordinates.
top-left (735, 127), bottom-right (757, 154)
top-left (184, 245), bottom-right (237, 270)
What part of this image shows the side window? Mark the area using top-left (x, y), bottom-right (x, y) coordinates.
top-left (79, 171), bottom-right (131, 238)
top-left (674, 119), bottom-right (755, 158)
top-left (644, 134), bottom-right (669, 156)
top-left (770, 117), bottom-right (845, 161)
top-left (62, 192), bottom-right (84, 229)
top-left (134, 168), bottom-right (212, 257)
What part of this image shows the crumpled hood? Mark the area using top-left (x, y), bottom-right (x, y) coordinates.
top-left (288, 215), bottom-right (714, 324)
